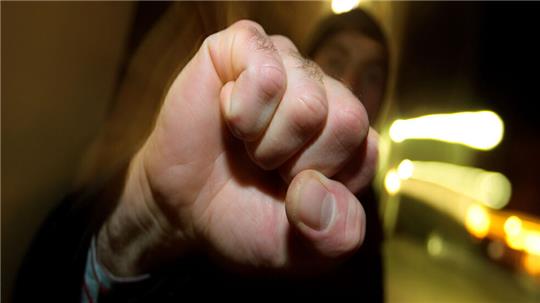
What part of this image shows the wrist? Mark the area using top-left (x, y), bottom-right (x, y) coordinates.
top-left (96, 148), bottom-right (186, 277)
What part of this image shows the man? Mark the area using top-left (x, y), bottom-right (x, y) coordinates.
top-left (15, 9), bottom-right (388, 302)
top-left (309, 9), bottom-right (388, 122)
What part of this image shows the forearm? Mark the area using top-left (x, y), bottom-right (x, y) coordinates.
top-left (96, 150), bottom-right (181, 277)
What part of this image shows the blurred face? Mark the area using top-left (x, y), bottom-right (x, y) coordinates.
top-left (313, 30), bottom-right (387, 122)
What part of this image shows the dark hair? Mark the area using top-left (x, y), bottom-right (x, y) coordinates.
top-left (307, 9), bottom-right (388, 60)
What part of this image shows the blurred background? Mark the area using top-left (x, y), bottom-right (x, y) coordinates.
top-left (2, 1), bottom-right (540, 302)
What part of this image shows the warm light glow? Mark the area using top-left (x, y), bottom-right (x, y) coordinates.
top-left (505, 227), bottom-right (540, 256)
top-left (384, 170), bottom-right (401, 195)
top-left (506, 233), bottom-right (525, 250)
top-left (524, 232), bottom-right (540, 256)
top-left (396, 177), bottom-right (469, 222)
top-left (397, 159), bottom-right (414, 180)
top-left (427, 233), bottom-right (444, 257)
top-left (477, 172), bottom-right (512, 209)
top-left (504, 216), bottom-right (522, 237)
top-left (402, 161), bottom-right (511, 210)
top-left (331, 0), bottom-right (361, 14)
top-left (523, 254), bottom-right (540, 276)
top-left (389, 111), bottom-right (504, 150)
top-left (465, 205), bottom-right (490, 238)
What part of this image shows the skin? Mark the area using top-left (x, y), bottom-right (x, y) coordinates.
top-left (97, 20), bottom-right (379, 278)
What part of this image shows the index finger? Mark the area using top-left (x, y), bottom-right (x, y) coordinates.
top-left (206, 20), bottom-right (287, 141)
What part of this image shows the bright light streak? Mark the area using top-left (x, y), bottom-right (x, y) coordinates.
top-left (503, 215), bottom-right (525, 252)
top-left (389, 111), bottom-right (504, 150)
top-left (396, 178), bottom-right (469, 222)
top-left (524, 232), bottom-right (540, 256)
top-left (401, 161), bottom-right (511, 210)
top-left (502, 214), bottom-right (540, 254)
top-left (477, 172), bottom-right (512, 209)
top-left (465, 205), bottom-right (490, 238)
top-left (504, 216), bottom-right (522, 237)
top-left (397, 159), bottom-right (414, 180)
top-left (506, 233), bottom-right (525, 250)
top-left (384, 170), bottom-right (401, 195)
top-left (331, 0), bottom-right (361, 14)
top-left (505, 228), bottom-right (540, 256)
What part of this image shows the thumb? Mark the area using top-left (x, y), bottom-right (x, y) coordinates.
top-left (286, 170), bottom-right (366, 258)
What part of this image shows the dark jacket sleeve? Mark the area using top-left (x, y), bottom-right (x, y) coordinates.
top-left (13, 166), bottom-right (128, 303)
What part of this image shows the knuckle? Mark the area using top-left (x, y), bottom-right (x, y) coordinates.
top-left (290, 91), bottom-right (328, 136)
top-left (270, 35), bottom-right (297, 52)
top-left (299, 59), bottom-right (324, 84)
top-left (203, 31), bottom-right (219, 47)
top-left (257, 64), bottom-right (286, 101)
top-left (339, 104), bottom-right (368, 134)
top-left (235, 22), bottom-right (276, 54)
top-left (231, 19), bottom-right (264, 33)
top-left (208, 20), bottom-right (264, 47)
top-left (332, 102), bottom-right (369, 152)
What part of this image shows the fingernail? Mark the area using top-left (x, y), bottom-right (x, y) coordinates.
top-left (297, 175), bottom-right (336, 231)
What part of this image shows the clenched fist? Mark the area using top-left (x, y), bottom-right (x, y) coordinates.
top-left (97, 20), bottom-right (378, 277)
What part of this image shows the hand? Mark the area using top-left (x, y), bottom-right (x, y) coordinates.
top-left (97, 20), bottom-right (378, 277)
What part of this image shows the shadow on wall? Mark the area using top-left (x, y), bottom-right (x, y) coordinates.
top-left (1, 2), bottom-right (134, 300)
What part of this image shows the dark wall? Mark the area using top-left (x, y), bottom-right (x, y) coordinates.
top-left (1, 3), bottom-right (134, 300)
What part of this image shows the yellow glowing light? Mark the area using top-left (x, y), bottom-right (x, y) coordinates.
top-left (403, 161), bottom-right (511, 210)
top-left (477, 172), bottom-right (512, 209)
top-left (504, 216), bottom-right (522, 237)
top-left (505, 228), bottom-right (540, 255)
top-left (523, 253), bottom-right (540, 276)
top-left (427, 233), bottom-right (444, 257)
top-left (331, 0), bottom-right (361, 14)
top-left (384, 170), bottom-right (401, 195)
top-left (397, 159), bottom-right (414, 180)
top-left (465, 205), bottom-right (490, 238)
top-left (389, 111), bottom-right (504, 150)
top-left (498, 212), bottom-right (540, 254)
top-left (524, 232), bottom-right (540, 256)
top-left (506, 233), bottom-right (525, 250)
